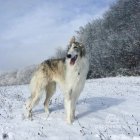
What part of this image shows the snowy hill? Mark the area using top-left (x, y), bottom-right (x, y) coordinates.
top-left (0, 65), bottom-right (37, 86)
top-left (0, 77), bottom-right (140, 140)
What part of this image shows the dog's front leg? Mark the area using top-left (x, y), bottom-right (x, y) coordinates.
top-left (64, 91), bottom-right (76, 124)
top-left (64, 99), bottom-right (74, 124)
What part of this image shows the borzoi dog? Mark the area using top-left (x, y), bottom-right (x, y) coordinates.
top-left (25, 36), bottom-right (89, 124)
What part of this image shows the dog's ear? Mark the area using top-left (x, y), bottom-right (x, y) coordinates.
top-left (69, 36), bottom-right (76, 46)
top-left (80, 44), bottom-right (86, 57)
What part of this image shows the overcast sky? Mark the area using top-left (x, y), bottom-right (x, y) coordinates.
top-left (0, 0), bottom-right (116, 72)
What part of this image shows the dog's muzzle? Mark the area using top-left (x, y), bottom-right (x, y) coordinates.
top-left (66, 54), bottom-right (78, 65)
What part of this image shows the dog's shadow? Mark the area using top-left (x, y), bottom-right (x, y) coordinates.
top-left (33, 97), bottom-right (124, 119)
top-left (76, 97), bottom-right (124, 118)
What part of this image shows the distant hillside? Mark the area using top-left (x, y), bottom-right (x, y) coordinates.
top-left (0, 65), bottom-right (37, 86)
top-left (0, 48), bottom-right (67, 87)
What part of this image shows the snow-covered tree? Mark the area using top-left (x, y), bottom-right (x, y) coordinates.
top-left (77, 0), bottom-right (140, 78)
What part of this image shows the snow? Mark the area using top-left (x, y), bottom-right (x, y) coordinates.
top-left (0, 77), bottom-right (140, 140)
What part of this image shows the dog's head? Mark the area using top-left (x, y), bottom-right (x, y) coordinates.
top-left (66, 36), bottom-right (86, 65)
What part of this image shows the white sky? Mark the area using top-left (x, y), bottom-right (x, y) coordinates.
top-left (0, 0), bottom-right (116, 72)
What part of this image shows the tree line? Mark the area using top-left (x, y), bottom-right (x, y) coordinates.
top-left (57, 0), bottom-right (140, 78)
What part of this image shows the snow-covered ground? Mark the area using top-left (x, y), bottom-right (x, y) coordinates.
top-left (0, 77), bottom-right (140, 140)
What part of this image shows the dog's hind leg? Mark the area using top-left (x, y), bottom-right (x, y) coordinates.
top-left (44, 82), bottom-right (56, 114)
top-left (25, 90), bottom-right (43, 118)
top-left (25, 71), bottom-right (48, 118)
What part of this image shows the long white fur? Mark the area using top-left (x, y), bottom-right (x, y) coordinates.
top-left (64, 55), bottom-right (89, 123)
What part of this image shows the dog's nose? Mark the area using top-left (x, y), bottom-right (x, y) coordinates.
top-left (67, 54), bottom-right (71, 58)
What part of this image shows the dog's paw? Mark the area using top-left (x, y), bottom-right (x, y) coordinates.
top-left (44, 107), bottom-right (50, 114)
top-left (23, 111), bottom-right (33, 120)
top-left (66, 117), bottom-right (74, 125)
top-left (22, 113), bottom-right (33, 121)
top-left (22, 105), bottom-right (33, 120)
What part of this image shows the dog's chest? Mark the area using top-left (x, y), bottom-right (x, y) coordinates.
top-left (66, 67), bottom-right (81, 81)
top-left (65, 61), bottom-right (87, 89)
